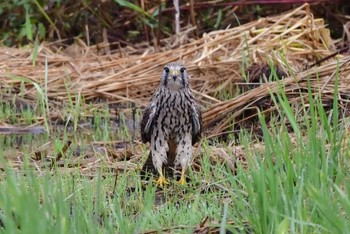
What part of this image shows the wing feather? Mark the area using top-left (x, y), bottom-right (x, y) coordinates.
top-left (191, 103), bottom-right (202, 145)
top-left (140, 101), bottom-right (157, 143)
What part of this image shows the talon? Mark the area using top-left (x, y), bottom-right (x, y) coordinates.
top-left (177, 170), bottom-right (186, 185)
top-left (154, 172), bottom-right (169, 187)
top-left (177, 176), bottom-right (186, 185)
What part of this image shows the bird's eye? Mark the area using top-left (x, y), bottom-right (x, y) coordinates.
top-left (180, 67), bottom-right (186, 74)
top-left (164, 67), bottom-right (170, 73)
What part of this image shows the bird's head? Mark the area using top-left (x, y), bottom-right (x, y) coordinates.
top-left (161, 63), bottom-right (189, 91)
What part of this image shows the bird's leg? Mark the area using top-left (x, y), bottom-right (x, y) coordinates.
top-left (175, 133), bottom-right (192, 185)
top-left (177, 167), bottom-right (187, 185)
top-left (150, 132), bottom-right (169, 187)
top-left (155, 168), bottom-right (169, 187)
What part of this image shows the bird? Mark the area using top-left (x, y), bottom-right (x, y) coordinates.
top-left (140, 62), bottom-right (202, 186)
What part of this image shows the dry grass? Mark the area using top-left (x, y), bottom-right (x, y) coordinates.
top-left (2, 5), bottom-right (350, 233)
top-left (0, 3), bottom-right (349, 156)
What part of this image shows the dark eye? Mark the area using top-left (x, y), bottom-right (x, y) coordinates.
top-left (164, 67), bottom-right (170, 73)
top-left (180, 67), bottom-right (186, 74)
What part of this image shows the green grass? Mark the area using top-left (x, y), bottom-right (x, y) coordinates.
top-left (1, 70), bottom-right (350, 233)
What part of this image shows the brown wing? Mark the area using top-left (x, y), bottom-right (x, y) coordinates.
top-left (140, 102), bottom-right (157, 143)
top-left (191, 103), bottom-right (202, 145)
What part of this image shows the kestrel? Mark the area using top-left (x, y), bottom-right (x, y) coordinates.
top-left (140, 62), bottom-right (202, 186)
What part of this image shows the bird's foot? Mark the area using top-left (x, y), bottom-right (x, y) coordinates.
top-left (177, 175), bottom-right (186, 185)
top-left (154, 175), bottom-right (169, 187)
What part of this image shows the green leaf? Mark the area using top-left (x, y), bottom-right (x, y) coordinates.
top-left (24, 5), bottom-right (33, 41)
top-left (276, 218), bottom-right (289, 234)
top-left (114, 0), bottom-right (152, 18)
top-left (38, 23), bottom-right (46, 39)
top-left (214, 9), bottom-right (222, 29)
top-left (32, 36), bottom-right (39, 66)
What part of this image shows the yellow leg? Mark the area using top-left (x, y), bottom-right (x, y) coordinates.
top-left (154, 170), bottom-right (169, 187)
top-left (177, 169), bottom-right (186, 185)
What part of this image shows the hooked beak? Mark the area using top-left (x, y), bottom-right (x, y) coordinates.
top-left (170, 69), bottom-right (179, 81)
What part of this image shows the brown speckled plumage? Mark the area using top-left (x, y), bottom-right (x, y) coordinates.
top-left (140, 62), bottom-right (202, 185)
